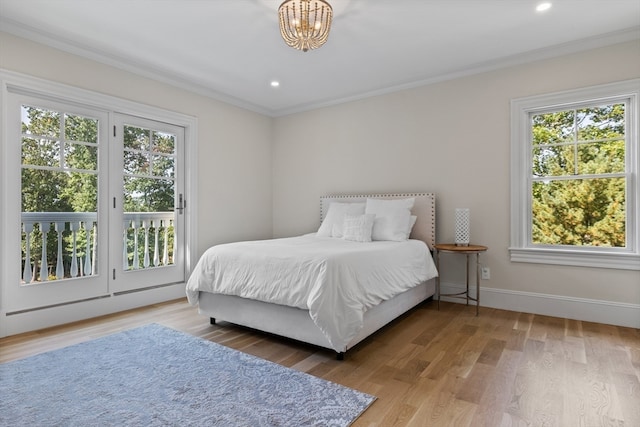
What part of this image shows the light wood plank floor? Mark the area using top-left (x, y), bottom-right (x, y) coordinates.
top-left (1, 298), bottom-right (639, 426)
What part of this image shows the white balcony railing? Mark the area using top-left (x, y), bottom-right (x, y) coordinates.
top-left (21, 212), bottom-right (175, 283)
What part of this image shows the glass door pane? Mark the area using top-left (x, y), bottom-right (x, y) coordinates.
top-left (21, 106), bottom-right (99, 283)
top-left (123, 125), bottom-right (176, 270)
top-left (111, 115), bottom-right (184, 292)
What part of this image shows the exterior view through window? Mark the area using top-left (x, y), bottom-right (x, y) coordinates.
top-left (21, 105), bottom-right (99, 283)
top-left (531, 103), bottom-right (626, 248)
top-left (20, 107), bottom-right (177, 285)
top-left (122, 124), bottom-right (177, 271)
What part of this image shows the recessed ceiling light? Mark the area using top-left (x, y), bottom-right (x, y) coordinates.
top-left (536, 2), bottom-right (552, 12)
top-left (270, 81), bottom-right (280, 88)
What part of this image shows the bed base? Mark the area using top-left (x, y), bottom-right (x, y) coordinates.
top-left (208, 315), bottom-right (347, 359)
top-left (198, 278), bottom-right (435, 358)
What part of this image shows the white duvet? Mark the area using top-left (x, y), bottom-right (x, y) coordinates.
top-left (186, 233), bottom-right (438, 351)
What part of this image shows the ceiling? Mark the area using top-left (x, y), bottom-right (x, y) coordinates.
top-left (1, 0), bottom-right (639, 116)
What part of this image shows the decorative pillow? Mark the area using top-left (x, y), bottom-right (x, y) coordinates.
top-left (342, 214), bottom-right (375, 242)
top-left (365, 197), bottom-right (415, 241)
top-left (317, 202), bottom-right (366, 237)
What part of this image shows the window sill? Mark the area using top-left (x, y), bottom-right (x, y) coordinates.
top-left (509, 247), bottom-right (640, 271)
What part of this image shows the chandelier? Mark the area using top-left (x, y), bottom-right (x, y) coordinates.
top-left (278, 0), bottom-right (333, 52)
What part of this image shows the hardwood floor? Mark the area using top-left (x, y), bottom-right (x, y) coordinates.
top-left (1, 298), bottom-right (639, 426)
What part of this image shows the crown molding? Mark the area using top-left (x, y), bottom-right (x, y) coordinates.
top-left (0, 18), bottom-right (271, 116)
top-left (272, 27), bottom-right (640, 116)
top-left (2, 17), bottom-right (638, 118)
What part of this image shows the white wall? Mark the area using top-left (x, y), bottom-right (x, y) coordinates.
top-left (272, 40), bottom-right (640, 327)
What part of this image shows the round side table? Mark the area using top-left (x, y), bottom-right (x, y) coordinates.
top-left (434, 243), bottom-right (488, 316)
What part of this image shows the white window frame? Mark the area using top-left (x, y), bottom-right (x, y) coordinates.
top-left (510, 79), bottom-right (639, 271)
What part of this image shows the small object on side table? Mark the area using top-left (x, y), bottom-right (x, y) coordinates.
top-left (434, 243), bottom-right (488, 316)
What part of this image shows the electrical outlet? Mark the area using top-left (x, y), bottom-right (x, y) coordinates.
top-left (481, 267), bottom-right (490, 280)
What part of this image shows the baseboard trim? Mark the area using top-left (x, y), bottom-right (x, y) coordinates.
top-left (439, 281), bottom-right (640, 329)
top-left (0, 283), bottom-right (186, 337)
top-left (2, 282), bottom-right (636, 337)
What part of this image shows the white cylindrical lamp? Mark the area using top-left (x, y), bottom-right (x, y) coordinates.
top-left (454, 208), bottom-right (470, 246)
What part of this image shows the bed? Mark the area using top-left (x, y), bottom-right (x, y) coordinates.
top-left (186, 193), bottom-right (438, 358)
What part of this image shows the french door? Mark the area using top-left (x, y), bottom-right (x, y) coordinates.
top-left (4, 92), bottom-right (185, 313)
top-left (110, 114), bottom-right (185, 292)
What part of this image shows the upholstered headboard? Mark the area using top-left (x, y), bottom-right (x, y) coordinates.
top-left (320, 193), bottom-right (436, 250)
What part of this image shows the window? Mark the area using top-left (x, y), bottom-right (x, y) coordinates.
top-left (510, 80), bottom-right (639, 270)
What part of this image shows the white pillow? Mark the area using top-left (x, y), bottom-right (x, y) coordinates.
top-left (365, 198), bottom-right (415, 241)
top-left (342, 214), bottom-right (375, 242)
top-left (317, 202), bottom-right (366, 237)
top-left (407, 215), bottom-right (417, 237)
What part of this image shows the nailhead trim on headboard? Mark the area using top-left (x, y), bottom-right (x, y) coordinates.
top-left (319, 192), bottom-right (436, 249)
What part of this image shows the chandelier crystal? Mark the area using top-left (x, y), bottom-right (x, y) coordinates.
top-left (278, 0), bottom-right (333, 52)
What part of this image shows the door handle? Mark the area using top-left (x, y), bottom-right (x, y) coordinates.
top-left (176, 194), bottom-right (184, 214)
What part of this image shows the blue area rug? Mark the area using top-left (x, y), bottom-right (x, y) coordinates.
top-left (0, 323), bottom-right (375, 426)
